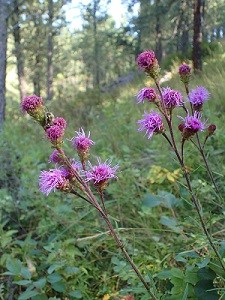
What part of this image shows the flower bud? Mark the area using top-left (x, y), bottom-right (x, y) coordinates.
top-left (136, 50), bottom-right (160, 80)
top-left (179, 64), bottom-right (191, 84)
top-left (207, 124), bottom-right (216, 137)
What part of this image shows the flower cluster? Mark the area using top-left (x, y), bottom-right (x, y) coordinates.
top-left (135, 49), bottom-right (214, 142)
top-left (39, 169), bottom-right (69, 196)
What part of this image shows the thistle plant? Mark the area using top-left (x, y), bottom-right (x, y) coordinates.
top-left (20, 51), bottom-right (224, 298)
top-left (21, 95), bottom-right (157, 298)
top-left (136, 50), bottom-right (225, 272)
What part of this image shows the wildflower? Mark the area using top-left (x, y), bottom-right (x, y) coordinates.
top-left (60, 160), bottom-right (81, 179)
top-left (136, 87), bottom-right (157, 103)
top-left (53, 117), bottom-right (67, 129)
top-left (179, 64), bottom-right (191, 84)
top-left (49, 149), bottom-right (64, 164)
top-left (162, 87), bottom-right (183, 110)
top-left (46, 125), bottom-right (65, 142)
top-left (136, 50), bottom-right (160, 79)
top-left (39, 169), bottom-right (69, 196)
top-left (179, 111), bottom-right (205, 139)
top-left (137, 111), bottom-right (164, 139)
top-left (86, 159), bottom-right (119, 189)
top-left (188, 86), bottom-right (210, 111)
top-left (71, 128), bottom-right (94, 162)
top-left (20, 95), bottom-right (45, 122)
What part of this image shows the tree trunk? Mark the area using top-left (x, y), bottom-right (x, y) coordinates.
top-left (12, 0), bottom-right (26, 100)
top-left (93, 0), bottom-right (100, 89)
top-left (155, 0), bottom-right (162, 63)
top-left (46, 0), bottom-right (54, 101)
top-left (0, 0), bottom-right (8, 130)
top-left (192, 0), bottom-right (203, 72)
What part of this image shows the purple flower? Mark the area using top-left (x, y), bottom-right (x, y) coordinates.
top-left (39, 169), bottom-right (68, 196)
top-left (71, 128), bottom-right (94, 151)
top-left (136, 50), bottom-right (157, 71)
top-left (137, 111), bottom-right (164, 139)
top-left (21, 95), bottom-right (43, 113)
top-left (179, 64), bottom-right (191, 76)
top-left (162, 87), bottom-right (183, 109)
top-left (49, 149), bottom-right (64, 164)
top-left (188, 86), bottom-right (210, 110)
top-left (60, 160), bottom-right (81, 179)
top-left (86, 159), bottom-right (119, 187)
top-left (46, 125), bottom-right (65, 142)
top-left (53, 117), bottom-right (67, 129)
top-left (136, 87), bottom-right (157, 103)
top-left (179, 112), bottom-right (205, 138)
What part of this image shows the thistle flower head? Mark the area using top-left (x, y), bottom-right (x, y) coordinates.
top-left (46, 125), bottom-right (65, 142)
top-left (21, 95), bottom-right (43, 113)
top-left (179, 63), bottom-right (191, 76)
top-left (136, 50), bottom-right (160, 79)
top-left (188, 86), bottom-right (210, 110)
top-left (49, 149), bottom-right (64, 164)
top-left (179, 111), bottom-right (205, 139)
top-left (71, 128), bottom-right (94, 162)
top-left (137, 111), bottom-right (164, 139)
top-left (162, 87), bottom-right (183, 109)
top-left (86, 158), bottom-right (119, 189)
top-left (53, 117), bottom-right (67, 129)
top-left (179, 64), bottom-right (191, 84)
top-left (39, 168), bottom-right (68, 196)
top-left (60, 160), bottom-right (81, 179)
top-left (136, 87), bottom-right (157, 103)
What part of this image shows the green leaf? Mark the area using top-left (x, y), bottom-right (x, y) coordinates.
top-left (47, 264), bottom-right (61, 274)
top-left (156, 270), bottom-right (171, 279)
top-left (65, 266), bottom-right (79, 275)
top-left (51, 281), bottom-right (66, 292)
top-left (47, 273), bottom-right (63, 283)
top-left (33, 278), bottom-right (46, 289)
top-left (32, 295), bottom-right (48, 300)
top-left (194, 280), bottom-right (218, 300)
top-left (6, 258), bottom-right (22, 275)
top-left (158, 191), bottom-right (180, 208)
top-left (20, 267), bottom-right (31, 279)
top-left (18, 289), bottom-right (39, 300)
top-left (160, 216), bottom-right (182, 233)
top-left (142, 193), bottom-right (161, 208)
top-left (198, 267), bottom-right (217, 281)
top-left (69, 290), bottom-right (83, 298)
top-left (196, 258), bottom-right (210, 268)
top-left (171, 268), bottom-right (184, 279)
top-left (12, 280), bottom-right (31, 286)
top-left (181, 283), bottom-right (189, 300)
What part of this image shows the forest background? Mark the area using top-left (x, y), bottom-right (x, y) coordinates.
top-left (0, 0), bottom-right (225, 299)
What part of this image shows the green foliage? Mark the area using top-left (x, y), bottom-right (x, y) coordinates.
top-left (2, 43), bottom-right (225, 299)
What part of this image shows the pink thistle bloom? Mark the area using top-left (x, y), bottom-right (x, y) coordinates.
top-left (21, 95), bottom-right (43, 113)
top-left (179, 64), bottom-right (191, 76)
top-left (60, 160), bottom-right (81, 179)
top-left (39, 168), bottom-right (68, 196)
top-left (46, 125), bottom-right (65, 141)
top-left (188, 86), bottom-right (210, 110)
top-left (178, 111), bottom-right (205, 138)
top-left (136, 87), bottom-right (157, 103)
top-left (49, 149), bottom-right (64, 164)
top-left (71, 128), bottom-right (94, 151)
top-left (136, 50), bottom-right (157, 71)
top-left (137, 111), bottom-right (164, 139)
top-left (53, 117), bottom-right (67, 129)
top-left (162, 87), bottom-right (183, 109)
top-left (86, 159), bottom-right (119, 186)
